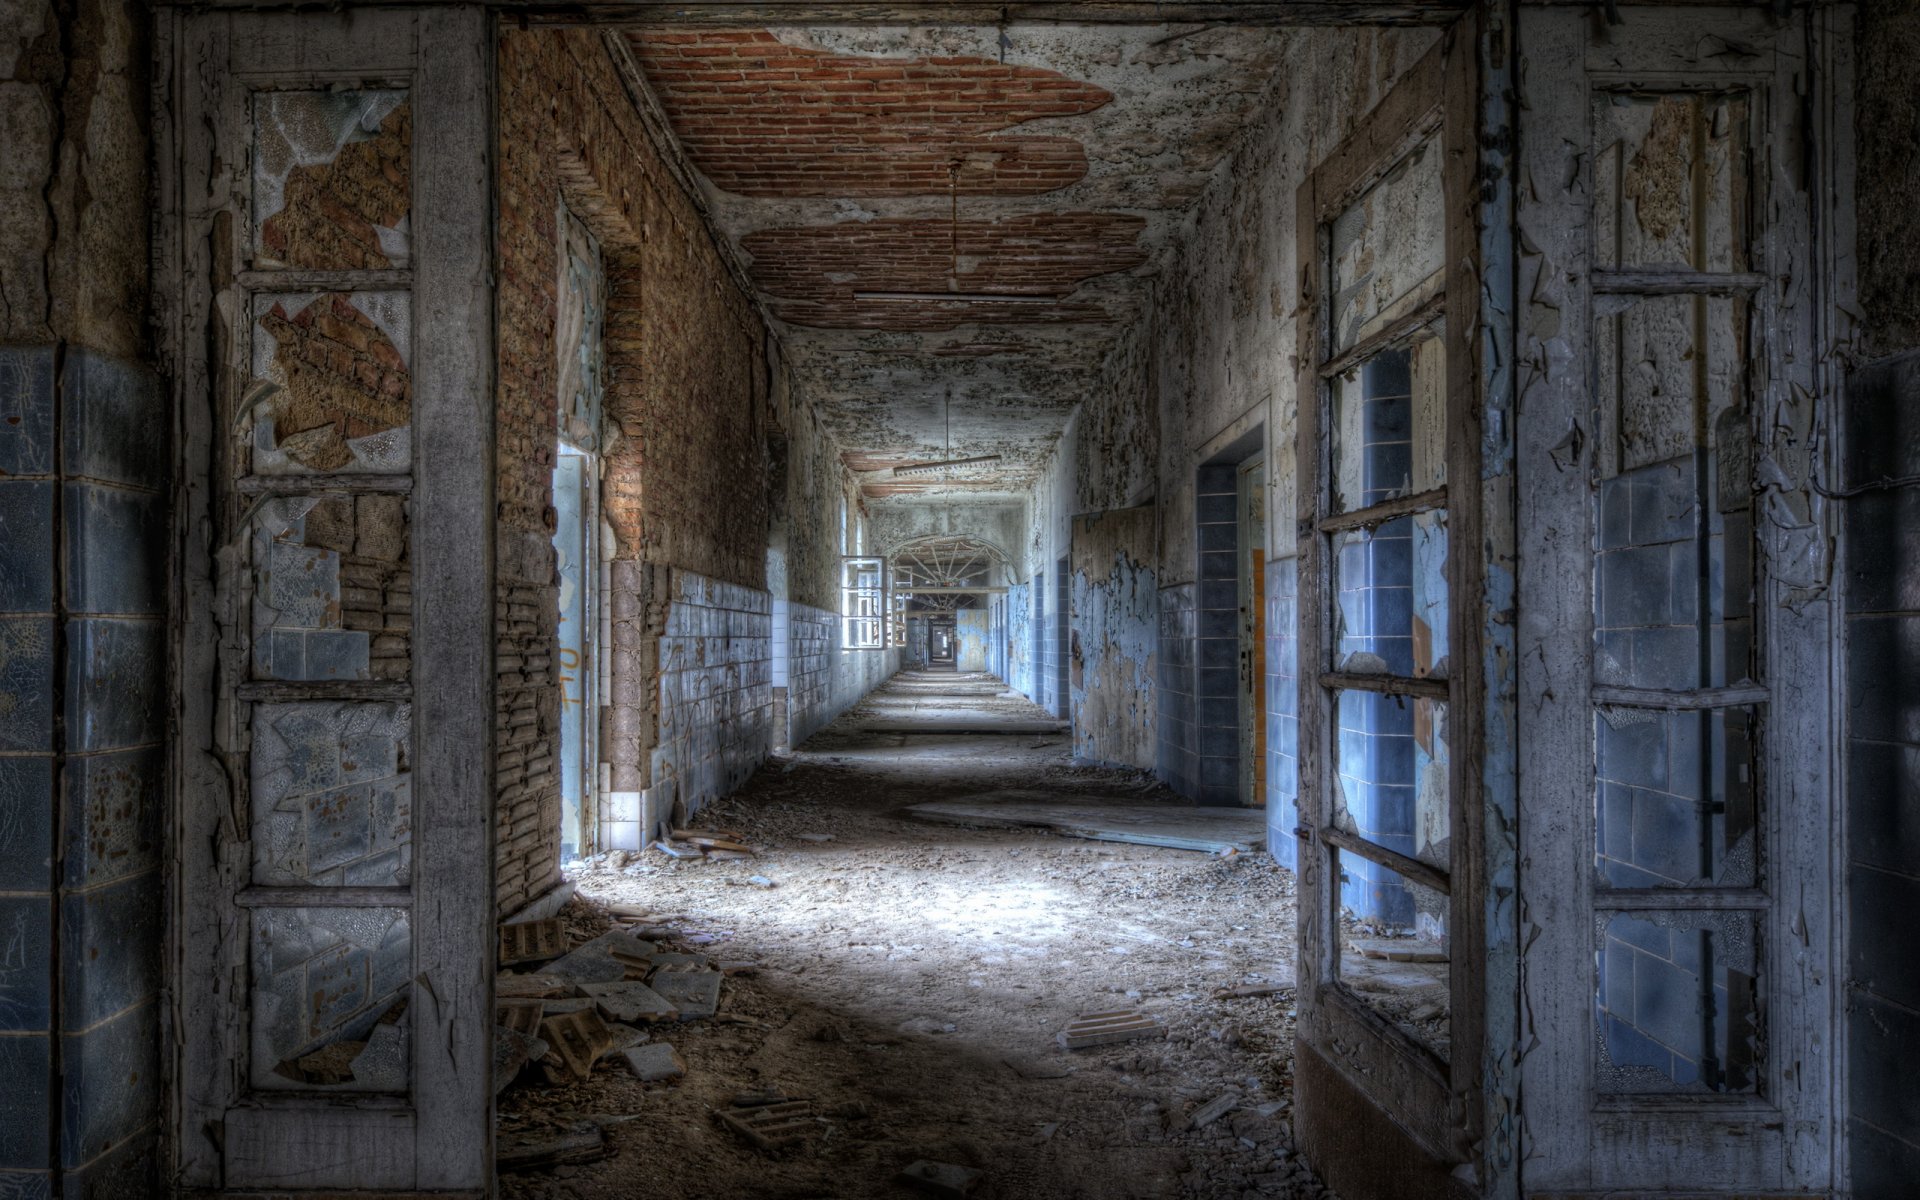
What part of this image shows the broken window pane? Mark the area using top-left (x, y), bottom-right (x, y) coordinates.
top-left (251, 907), bottom-right (411, 1092)
top-left (250, 495), bottom-right (410, 683)
top-left (1329, 135), bottom-right (1444, 352)
top-left (1594, 910), bottom-right (1759, 1094)
top-left (1594, 705), bottom-right (1757, 889)
top-left (251, 700), bottom-right (412, 887)
top-left (1593, 91), bottom-right (1751, 273)
top-left (1593, 293), bottom-right (1749, 478)
top-left (253, 90), bottom-right (411, 271)
top-left (1334, 511), bottom-right (1449, 679)
top-left (1335, 849), bottom-right (1449, 1061)
top-left (1334, 690), bottom-right (1450, 871)
top-left (1332, 325), bottom-right (1445, 512)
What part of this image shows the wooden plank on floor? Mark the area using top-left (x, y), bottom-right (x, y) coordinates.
top-left (903, 790), bottom-right (1266, 853)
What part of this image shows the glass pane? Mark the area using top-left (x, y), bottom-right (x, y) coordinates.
top-left (1593, 295), bottom-right (1755, 690)
top-left (250, 496), bottom-right (410, 682)
top-left (1593, 92), bottom-right (1750, 273)
top-left (1335, 691), bottom-right (1450, 870)
top-left (251, 700), bottom-right (412, 887)
top-left (1594, 705), bottom-right (1757, 888)
top-left (1329, 135), bottom-right (1444, 352)
top-left (1332, 323), bottom-right (1446, 512)
top-left (1334, 510), bottom-right (1449, 679)
top-left (252, 907), bottom-right (411, 1091)
top-left (1595, 910), bottom-right (1759, 1094)
top-left (249, 291), bottom-right (412, 475)
top-left (254, 90), bottom-right (411, 271)
top-left (1335, 849), bottom-right (1449, 1060)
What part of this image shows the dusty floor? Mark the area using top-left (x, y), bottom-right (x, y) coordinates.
top-left (498, 671), bottom-right (1330, 1200)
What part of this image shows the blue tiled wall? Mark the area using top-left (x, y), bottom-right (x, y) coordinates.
top-left (1192, 465), bottom-right (1241, 806)
top-left (1843, 349), bottom-right (1920, 1192)
top-left (1266, 556), bottom-right (1300, 869)
top-left (0, 346), bottom-right (165, 1199)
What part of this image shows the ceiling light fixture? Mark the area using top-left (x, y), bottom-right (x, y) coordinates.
top-left (892, 385), bottom-right (1002, 478)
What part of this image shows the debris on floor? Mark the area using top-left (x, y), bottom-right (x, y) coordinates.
top-left (898, 1159), bottom-right (986, 1197)
top-left (904, 790), bottom-right (1268, 853)
top-left (1059, 1008), bottom-right (1170, 1049)
top-left (497, 673), bottom-right (1335, 1200)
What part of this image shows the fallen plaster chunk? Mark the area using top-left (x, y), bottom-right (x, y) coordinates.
top-left (649, 967), bottom-right (723, 1020)
top-left (898, 1160), bottom-right (985, 1198)
top-left (1187, 1092), bottom-right (1239, 1131)
top-left (620, 1042), bottom-right (686, 1082)
top-left (580, 980), bottom-right (679, 1024)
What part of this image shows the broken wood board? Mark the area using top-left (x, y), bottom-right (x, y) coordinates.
top-left (718, 1100), bottom-right (818, 1150)
top-left (1058, 1009), bottom-right (1167, 1049)
top-left (905, 791), bottom-right (1266, 854)
top-left (1348, 936), bottom-right (1447, 963)
top-left (496, 1127), bottom-right (605, 1171)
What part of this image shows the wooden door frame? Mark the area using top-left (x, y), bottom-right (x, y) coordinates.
top-left (1512, 5), bottom-right (1853, 1193)
top-left (155, 6), bottom-right (496, 1191)
top-left (1291, 7), bottom-right (1498, 1172)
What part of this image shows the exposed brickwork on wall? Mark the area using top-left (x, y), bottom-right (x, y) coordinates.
top-left (258, 102), bottom-right (411, 271)
top-left (627, 29), bottom-right (1109, 199)
top-left (741, 213), bottom-right (1146, 331)
top-left (496, 28), bottom-right (779, 900)
top-left (494, 578), bottom-right (558, 918)
top-left (257, 294), bottom-right (410, 472)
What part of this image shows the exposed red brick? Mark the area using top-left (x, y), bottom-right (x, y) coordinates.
top-left (628, 29), bottom-right (1111, 198)
top-left (739, 212), bottom-right (1146, 331)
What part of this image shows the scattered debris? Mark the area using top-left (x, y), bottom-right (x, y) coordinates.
top-left (1349, 936), bottom-right (1447, 963)
top-left (498, 917), bottom-right (568, 966)
top-left (496, 1126), bottom-right (606, 1171)
top-left (718, 1099), bottom-right (818, 1151)
top-left (747, 874), bottom-right (777, 888)
top-left (580, 980), bottom-right (679, 1024)
top-left (1187, 1092), bottom-right (1239, 1130)
top-left (1213, 983), bottom-right (1291, 1000)
top-left (497, 998), bottom-right (544, 1037)
top-left (898, 1160), bottom-right (985, 1198)
top-left (492, 1026), bottom-right (548, 1095)
top-left (732, 1086), bottom-right (790, 1107)
top-left (1058, 1009), bottom-right (1168, 1049)
top-left (496, 971), bottom-right (571, 999)
top-left (794, 832), bottom-right (834, 843)
top-left (619, 1042), bottom-right (686, 1082)
top-left (650, 967), bottom-right (723, 1020)
top-left (541, 1008), bottom-right (614, 1080)
top-left (652, 839), bottom-right (704, 860)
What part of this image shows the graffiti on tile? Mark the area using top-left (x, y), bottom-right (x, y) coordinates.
top-left (251, 496), bottom-right (410, 682)
top-left (249, 292), bottom-right (411, 474)
top-left (254, 90), bottom-right (411, 271)
top-left (251, 906), bottom-right (410, 1091)
top-left (251, 701), bottom-right (411, 887)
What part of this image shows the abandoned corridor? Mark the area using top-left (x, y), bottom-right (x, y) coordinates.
top-left (0, 2), bottom-right (1913, 1199)
top-left (502, 671), bottom-right (1307, 1199)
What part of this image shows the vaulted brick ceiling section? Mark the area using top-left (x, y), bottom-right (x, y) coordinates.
top-left (625, 23), bottom-right (1295, 495)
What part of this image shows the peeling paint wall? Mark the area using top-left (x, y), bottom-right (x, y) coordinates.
top-left (0, 0), bottom-right (150, 359)
top-left (1069, 506), bottom-right (1157, 768)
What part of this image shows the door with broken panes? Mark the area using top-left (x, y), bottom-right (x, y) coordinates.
top-left (1292, 16), bottom-right (1498, 1179)
top-left (1514, 6), bottom-right (1849, 1193)
top-left (160, 8), bottom-right (494, 1191)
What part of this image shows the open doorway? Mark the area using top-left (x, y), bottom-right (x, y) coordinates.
top-left (553, 206), bottom-right (604, 862)
top-left (927, 615), bottom-right (956, 667)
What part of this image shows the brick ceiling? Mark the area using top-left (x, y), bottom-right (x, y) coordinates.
top-left (625, 22), bottom-right (1298, 496)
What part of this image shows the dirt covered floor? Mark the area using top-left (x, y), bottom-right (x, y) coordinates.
top-left (498, 672), bottom-right (1329, 1200)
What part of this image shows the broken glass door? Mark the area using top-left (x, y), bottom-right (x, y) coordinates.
top-left (1292, 17), bottom-right (1492, 1175)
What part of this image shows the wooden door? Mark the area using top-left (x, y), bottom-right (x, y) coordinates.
top-left (158, 7), bottom-right (495, 1191)
top-left (1291, 13), bottom-right (1501, 1192)
top-left (1513, 6), bottom-right (1851, 1193)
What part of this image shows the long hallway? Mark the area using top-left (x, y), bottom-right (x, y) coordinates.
top-left (499, 672), bottom-right (1310, 1200)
